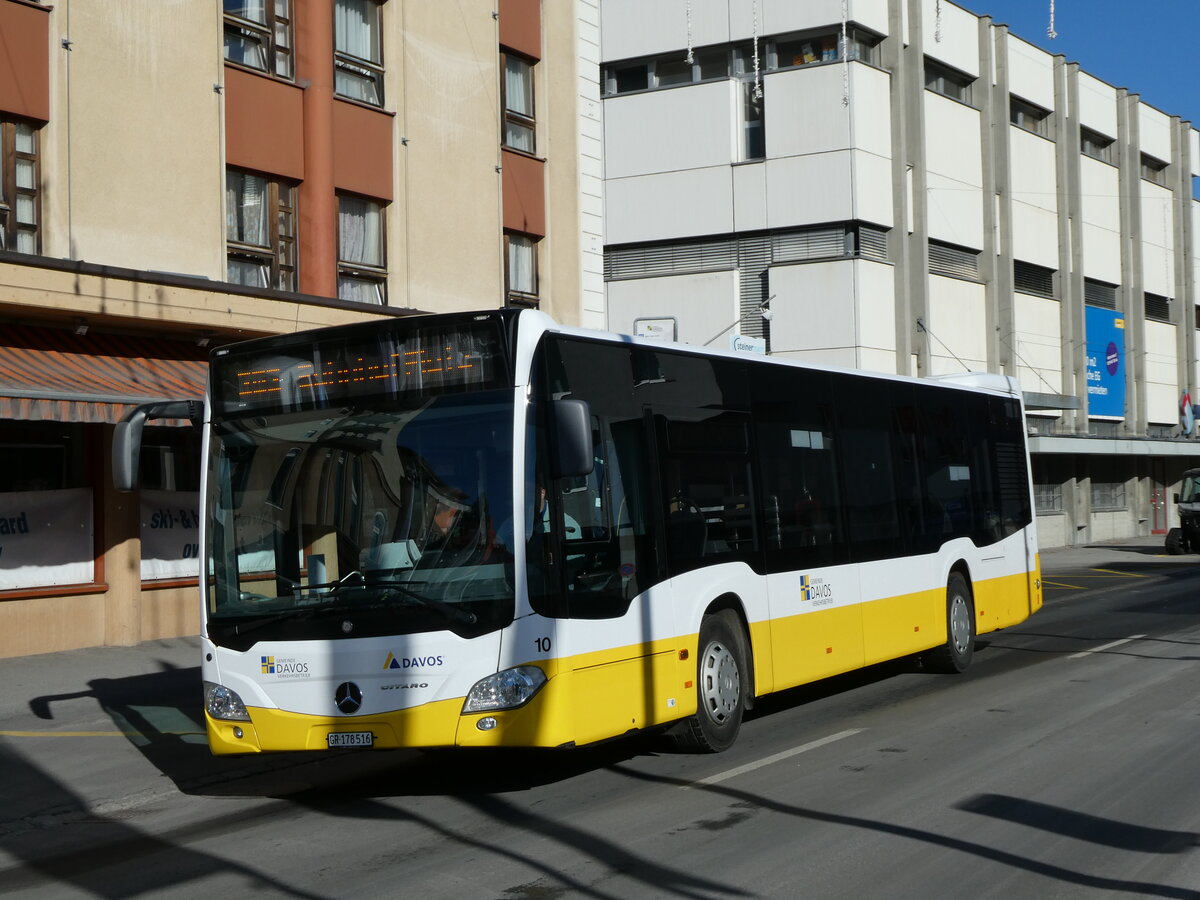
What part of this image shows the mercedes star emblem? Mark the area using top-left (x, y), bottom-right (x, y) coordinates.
top-left (334, 682), bottom-right (363, 714)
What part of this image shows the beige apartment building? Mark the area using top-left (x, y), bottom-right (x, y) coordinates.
top-left (0, 0), bottom-right (602, 657)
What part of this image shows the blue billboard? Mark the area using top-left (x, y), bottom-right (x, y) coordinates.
top-left (1085, 306), bottom-right (1125, 418)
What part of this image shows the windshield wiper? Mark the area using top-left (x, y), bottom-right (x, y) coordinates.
top-left (363, 577), bottom-right (478, 626)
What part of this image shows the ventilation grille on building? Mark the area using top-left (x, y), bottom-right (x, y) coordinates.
top-left (928, 240), bottom-right (979, 279)
top-left (858, 225), bottom-right (889, 261)
top-left (1014, 260), bottom-right (1055, 299)
top-left (1084, 278), bottom-right (1118, 309)
top-left (1144, 292), bottom-right (1171, 322)
top-left (604, 239), bottom-right (737, 280)
top-left (771, 227), bottom-right (848, 263)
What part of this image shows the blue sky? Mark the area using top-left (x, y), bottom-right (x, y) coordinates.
top-left (956, 0), bottom-right (1200, 126)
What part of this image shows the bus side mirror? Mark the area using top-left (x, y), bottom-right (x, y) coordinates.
top-left (113, 399), bottom-right (202, 492)
top-left (550, 398), bottom-right (594, 479)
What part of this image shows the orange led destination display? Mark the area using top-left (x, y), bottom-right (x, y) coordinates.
top-left (212, 320), bottom-right (507, 416)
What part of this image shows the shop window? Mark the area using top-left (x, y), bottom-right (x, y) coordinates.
top-left (0, 117), bottom-right (39, 254)
top-left (225, 169), bottom-right (297, 292)
top-left (224, 0), bottom-right (293, 79)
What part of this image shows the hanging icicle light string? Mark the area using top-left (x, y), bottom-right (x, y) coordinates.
top-left (752, 0), bottom-right (762, 100)
top-left (840, 0), bottom-right (850, 106)
top-left (685, 0), bottom-right (694, 64)
top-left (934, 0), bottom-right (943, 43)
top-left (1047, 0), bottom-right (1058, 39)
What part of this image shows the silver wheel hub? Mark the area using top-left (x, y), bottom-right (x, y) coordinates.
top-left (949, 595), bottom-right (971, 653)
top-left (700, 640), bottom-right (740, 723)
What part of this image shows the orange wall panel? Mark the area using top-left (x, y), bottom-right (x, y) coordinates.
top-left (499, 0), bottom-right (541, 60)
top-left (332, 100), bottom-right (394, 201)
top-left (0, 0), bottom-right (49, 121)
top-left (224, 65), bottom-right (305, 181)
top-left (502, 149), bottom-right (544, 237)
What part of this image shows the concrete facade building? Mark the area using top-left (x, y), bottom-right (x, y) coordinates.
top-left (599, 0), bottom-right (1200, 551)
top-left (0, 0), bottom-right (601, 658)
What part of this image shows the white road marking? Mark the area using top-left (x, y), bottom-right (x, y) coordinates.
top-left (689, 728), bottom-right (865, 787)
top-left (1068, 634), bottom-right (1146, 660)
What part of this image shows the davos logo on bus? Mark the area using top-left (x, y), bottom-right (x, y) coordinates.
top-left (261, 655), bottom-right (310, 678)
top-left (800, 574), bottom-right (834, 607)
top-left (383, 652), bottom-right (444, 671)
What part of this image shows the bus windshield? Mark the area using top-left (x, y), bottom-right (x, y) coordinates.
top-left (205, 390), bottom-right (515, 649)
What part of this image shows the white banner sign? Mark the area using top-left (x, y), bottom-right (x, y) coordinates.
top-left (0, 488), bottom-right (94, 590)
top-left (140, 489), bottom-right (202, 581)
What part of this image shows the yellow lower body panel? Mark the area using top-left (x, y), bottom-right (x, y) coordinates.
top-left (206, 695), bottom-right (466, 754)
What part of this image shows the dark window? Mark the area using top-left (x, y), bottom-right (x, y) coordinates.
top-left (1010, 96), bottom-right (1053, 139)
top-left (226, 169), bottom-right (297, 291)
top-left (530, 338), bottom-right (655, 619)
top-left (224, 0), bottom-right (293, 79)
top-left (753, 368), bottom-right (844, 570)
top-left (1081, 127), bottom-right (1114, 164)
top-left (334, 0), bottom-right (384, 106)
top-left (501, 52), bottom-right (536, 153)
top-left (337, 193), bottom-right (386, 304)
top-left (741, 80), bottom-right (765, 161)
top-left (140, 427), bottom-right (202, 492)
top-left (0, 117), bottom-right (39, 254)
top-left (924, 59), bottom-right (974, 104)
top-left (1014, 260), bottom-right (1055, 298)
top-left (1145, 292), bottom-right (1171, 322)
top-left (612, 63), bottom-right (649, 93)
top-left (0, 422), bottom-right (87, 493)
top-left (1141, 153), bottom-right (1168, 185)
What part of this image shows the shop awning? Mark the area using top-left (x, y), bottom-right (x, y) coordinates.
top-left (0, 326), bottom-right (207, 424)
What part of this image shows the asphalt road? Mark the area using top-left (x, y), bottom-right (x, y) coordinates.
top-left (2, 540), bottom-right (1199, 898)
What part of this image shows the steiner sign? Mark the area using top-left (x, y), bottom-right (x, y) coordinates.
top-left (0, 489), bottom-right (94, 590)
top-left (1084, 306), bottom-right (1125, 418)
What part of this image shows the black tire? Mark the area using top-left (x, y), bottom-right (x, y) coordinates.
top-left (1165, 528), bottom-right (1185, 555)
top-left (923, 572), bottom-right (975, 674)
top-left (675, 610), bottom-right (748, 753)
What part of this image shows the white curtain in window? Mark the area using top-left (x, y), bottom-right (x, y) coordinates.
top-left (338, 275), bottom-right (383, 305)
top-left (507, 235), bottom-right (535, 294)
top-left (505, 57), bottom-right (533, 117)
top-left (339, 196), bottom-right (382, 266)
top-left (226, 0), bottom-right (266, 24)
top-left (335, 0), bottom-right (380, 62)
top-left (226, 172), bottom-right (267, 247)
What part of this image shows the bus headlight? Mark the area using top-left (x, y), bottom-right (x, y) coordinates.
top-left (463, 666), bottom-right (547, 713)
top-left (204, 681), bottom-right (251, 722)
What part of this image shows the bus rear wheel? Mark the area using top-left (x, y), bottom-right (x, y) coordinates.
top-left (675, 610), bottom-right (747, 753)
top-left (923, 572), bottom-right (975, 674)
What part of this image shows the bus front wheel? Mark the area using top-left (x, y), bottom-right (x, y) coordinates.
top-left (923, 572), bottom-right (975, 674)
top-left (676, 610), bottom-right (747, 753)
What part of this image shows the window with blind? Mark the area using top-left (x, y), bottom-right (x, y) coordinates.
top-left (0, 117), bottom-right (38, 254)
top-left (226, 169), bottom-right (297, 292)
top-left (928, 240), bottom-right (979, 279)
top-left (334, 0), bottom-right (384, 106)
top-left (224, 0), bottom-right (294, 79)
top-left (1013, 260), bottom-right (1055, 298)
top-left (337, 193), bottom-right (387, 304)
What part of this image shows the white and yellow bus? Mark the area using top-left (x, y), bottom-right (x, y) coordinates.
top-left (117, 309), bottom-right (1042, 754)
